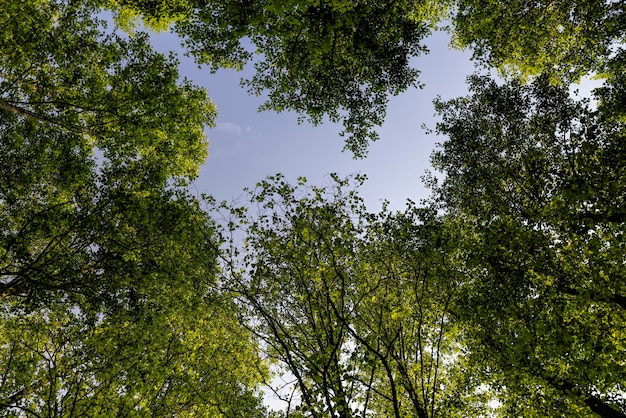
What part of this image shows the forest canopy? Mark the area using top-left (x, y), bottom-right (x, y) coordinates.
top-left (1, 0), bottom-right (624, 416)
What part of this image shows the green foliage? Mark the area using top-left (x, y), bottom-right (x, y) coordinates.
top-left (99, 0), bottom-right (624, 155)
top-left (3, 0), bottom-right (625, 415)
top-left (431, 75), bottom-right (626, 417)
top-left (452, 0), bottom-right (625, 82)
top-left (18, 0), bottom-right (618, 159)
top-left (0, 0), bottom-right (214, 180)
top-left (217, 175), bottom-right (495, 417)
top-left (0, 178), bottom-right (268, 415)
top-left (106, 0), bottom-right (452, 157)
top-left (0, 291), bottom-right (267, 416)
top-left (0, 0), bottom-right (217, 308)
top-left (0, 0), bottom-right (265, 415)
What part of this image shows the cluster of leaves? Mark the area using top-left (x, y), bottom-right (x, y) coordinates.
top-left (216, 175), bottom-right (495, 417)
top-left (0, 292), bottom-right (265, 416)
top-left (162, 0), bottom-right (451, 157)
top-left (0, 0), bottom-right (214, 180)
top-left (429, 72), bottom-right (626, 417)
top-left (2, 0), bottom-right (625, 415)
top-left (452, 0), bottom-right (625, 82)
top-left (1, 0), bottom-right (266, 415)
top-left (105, 0), bottom-right (624, 154)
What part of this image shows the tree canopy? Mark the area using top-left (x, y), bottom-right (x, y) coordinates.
top-left (430, 74), bottom-right (626, 417)
top-left (104, 0), bottom-right (624, 153)
top-left (452, 0), bottom-right (625, 81)
top-left (217, 174), bottom-right (494, 417)
top-left (1, 0), bottom-right (625, 416)
top-left (107, 0), bottom-right (452, 156)
top-left (0, 0), bottom-right (220, 311)
top-left (1, 0), bottom-right (265, 415)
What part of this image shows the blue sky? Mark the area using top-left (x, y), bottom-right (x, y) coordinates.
top-left (146, 18), bottom-right (606, 413)
top-left (150, 29), bottom-right (477, 212)
top-left (149, 26), bottom-right (604, 214)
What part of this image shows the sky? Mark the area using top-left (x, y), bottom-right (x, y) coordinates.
top-left (146, 29), bottom-right (478, 410)
top-left (149, 28), bottom-right (478, 212)
top-left (147, 19), bottom-right (605, 413)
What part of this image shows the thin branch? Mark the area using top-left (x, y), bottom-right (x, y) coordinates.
top-left (0, 100), bottom-right (95, 135)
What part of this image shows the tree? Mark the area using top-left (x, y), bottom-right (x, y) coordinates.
top-left (430, 75), bottom-right (626, 417)
top-left (104, 0), bottom-right (452, 157)
top-left (0, 0), bottom-right (216, 309)
top-left (1, 0), bottom-right (214, 181)
top-left (0, 287), bottom-right (267, 417)
top-left (218, 174), bottom-right (494, 417)
top-left (353, 207), bottom-right (494, 418)
top-left (0, 183), bottom-right (268, 416)
top-left (452, 0), bottom-right (625, 81)
top-left (1, 1), bottom-right (267, 414)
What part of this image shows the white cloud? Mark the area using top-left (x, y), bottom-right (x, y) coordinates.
top-left (216, 122), bottom-right (242, 136)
